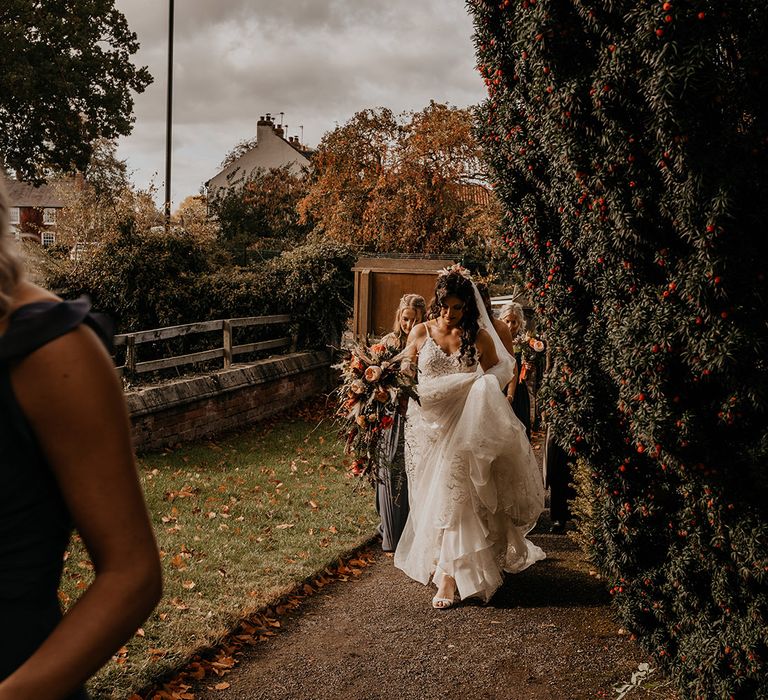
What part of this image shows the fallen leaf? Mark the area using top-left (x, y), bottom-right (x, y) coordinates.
top-left (170, 554), bottom-right (188, 570)
top-left (214, 682), bottom-right (230, 690)
top-left (275, 523), bottom-right (294, 530)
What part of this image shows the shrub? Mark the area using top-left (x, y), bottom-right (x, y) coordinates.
top-left (43, 223), bottom-right (355, 352)
top-left (468, 1), bottom-right (768, 697)
top-left (266, 237), bottom-right (356, 349)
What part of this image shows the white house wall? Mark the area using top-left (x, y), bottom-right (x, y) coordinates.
top-left (207, 123), bottom-right (311, 197)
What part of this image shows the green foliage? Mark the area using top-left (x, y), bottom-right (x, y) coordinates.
top-left (44, 223), bottom-right (354, 351)
top-left (267, 237), bottom-right (356, 349)
top-left (208, 165), bottom-right (311, 257)
top-left (47, 221), bottom-right (212, 331)
top-left (468, 0), bottom-right (768, 697)
top-left (0, 0), bottom-right (151, 183)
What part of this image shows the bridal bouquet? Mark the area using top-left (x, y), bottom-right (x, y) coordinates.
top-left (334, 342), bottom-right (418, 484)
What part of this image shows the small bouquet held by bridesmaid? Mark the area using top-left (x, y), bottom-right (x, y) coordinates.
top-left (334, 342), bottom-right (418, 484)
top-left (515, 333), bottom-right (546, 380)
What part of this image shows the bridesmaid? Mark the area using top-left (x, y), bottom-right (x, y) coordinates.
top-left (499, 302), bottom-right (532, 439)
top-left (376, 293), bottom-right (426, 552)
top-left (0, 178), bottom-right (161, 698)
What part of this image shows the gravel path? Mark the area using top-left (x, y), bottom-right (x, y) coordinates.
top-left (193, 524), bottom-right (666, 700)
top-left (189, 431), bottom-right (671, 700)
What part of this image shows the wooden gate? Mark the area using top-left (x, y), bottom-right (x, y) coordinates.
top-left (351, 257), bottom-right (455, 341)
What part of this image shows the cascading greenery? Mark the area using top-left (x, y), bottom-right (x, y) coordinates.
top-left (467, 0), bottom-right (768, 696)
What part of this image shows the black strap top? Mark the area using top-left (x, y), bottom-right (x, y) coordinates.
top-left (0, 297), bottom-right (109, 692)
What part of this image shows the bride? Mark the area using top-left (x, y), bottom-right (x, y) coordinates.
top-left (394, 266), bottom-right (545, 608)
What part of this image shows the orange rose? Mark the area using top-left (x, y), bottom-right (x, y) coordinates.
top-left (364, 365), bottom-right (382, 382)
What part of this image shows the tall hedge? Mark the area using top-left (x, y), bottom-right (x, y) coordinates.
top-left (467, 1), bottom-right (768, 697)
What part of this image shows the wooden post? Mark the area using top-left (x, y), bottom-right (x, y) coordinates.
top-left (223, 320), bottom-right (232, 369)
top-left (289, 321), bottom-right (298, 353)
top-left (125, 336), bottom-right (137, 377)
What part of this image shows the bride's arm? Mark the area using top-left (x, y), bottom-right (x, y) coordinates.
top-left (402, 322), bottom-right (427, 369)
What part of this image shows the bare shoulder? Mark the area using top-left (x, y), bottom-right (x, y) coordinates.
top-left (406, 321), bottom-right (429, 352)
top-left (13, 318), bottom-right (119, 413)
top-left (11, 280), bottom-right (60, 310)
top-left (409, 322), bottom-right (428, 340)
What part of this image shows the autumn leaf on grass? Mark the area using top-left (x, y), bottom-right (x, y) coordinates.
top-left (112, 646), bottom-right (129, 666)
top-left (213, 682), bottom-right (231, 690)
top-left (307, 500), bottom-right (319, 510)
top-left (181, 580), bottom-right (196, 590)
top-left (165, 485), bottom-right (199, 502)
top-left (275, 523), bottom-right (295, 530)
top-left (161, 507), bottom-right (179, 523)
top-left (169, 596), bottom-right (189, 610)
top-left (170, 552), bottom-right (191, 570)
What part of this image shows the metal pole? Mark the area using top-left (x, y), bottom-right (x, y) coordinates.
top-left (164, 0), bottom-right (175, 230)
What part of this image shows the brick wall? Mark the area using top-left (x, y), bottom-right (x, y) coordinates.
top-left (126, 351), bottom-right (332, 452)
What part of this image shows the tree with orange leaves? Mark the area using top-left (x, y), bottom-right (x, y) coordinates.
top-left (298, 102), bottom-right (500, 257)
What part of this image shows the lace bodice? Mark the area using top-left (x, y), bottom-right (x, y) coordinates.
top-left (418, 336), bottom-right (478, 380)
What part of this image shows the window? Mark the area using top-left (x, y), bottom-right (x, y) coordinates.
top-left (9, 207), bottom-right (20, 225)
top-left (43, 208), bottom-right (57, 225)
top-left (41, 231), bottom-right (56, 247)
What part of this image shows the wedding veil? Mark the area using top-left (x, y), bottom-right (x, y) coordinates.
top-left (470, 280), bottom-right (517, 389)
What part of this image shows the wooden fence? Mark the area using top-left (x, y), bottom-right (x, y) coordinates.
top-left (113, 314), bottom-right (294, 377)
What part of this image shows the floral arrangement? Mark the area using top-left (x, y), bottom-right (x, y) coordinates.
top-left (439, 263), bottom-right (473, 280)
top-left (334, 341), bottom-right (419, 484)
top-left (514, 332), bottom-right (546, 380)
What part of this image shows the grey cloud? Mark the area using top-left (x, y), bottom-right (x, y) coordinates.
top-left (114, 0), bottom-right (485, 203)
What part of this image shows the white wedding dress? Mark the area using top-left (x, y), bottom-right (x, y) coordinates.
top-left (394, 327), bottom-right (545, 602)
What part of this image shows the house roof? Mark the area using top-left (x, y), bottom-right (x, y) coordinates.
top-left (3, 179), bottom-right (65, 208)
top-left (205, 120), bottom-right (313, 188)
top-left (454, 182), bottom-right (493, 206)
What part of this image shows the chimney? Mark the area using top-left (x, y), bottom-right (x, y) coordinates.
top-left (257, 113), bottom-right (274, 143)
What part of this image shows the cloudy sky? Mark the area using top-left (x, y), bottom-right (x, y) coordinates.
top-left (113, 0), bottom-right (487, 209)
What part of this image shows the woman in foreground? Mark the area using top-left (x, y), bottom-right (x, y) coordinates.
top-left (394, 267), bottom-right (545, 608)
top-left (0, 178), bottom-right (161, 699)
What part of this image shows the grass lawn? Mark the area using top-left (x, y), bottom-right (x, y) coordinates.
top-left (59, 401), bottom-right (378, 700)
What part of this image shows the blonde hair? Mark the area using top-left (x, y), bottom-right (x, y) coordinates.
top-left (0, 176), bottom-right (23, 318)
top-left (499, 301), bottom-right (525, 329)
top-left (391, 293), bottom-right (427, 348)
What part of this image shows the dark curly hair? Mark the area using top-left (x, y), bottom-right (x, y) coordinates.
top-left (429, 271), bottom-right (480, 365)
